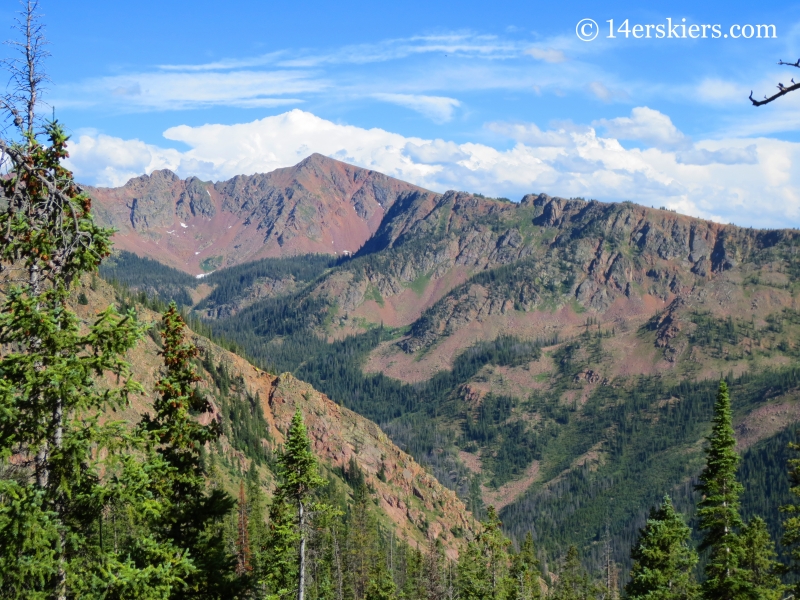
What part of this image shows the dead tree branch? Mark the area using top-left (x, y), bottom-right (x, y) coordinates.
top-left (750, 59), bottom-right (800, 106)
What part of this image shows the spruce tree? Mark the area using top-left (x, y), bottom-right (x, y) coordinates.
top-left (0, 108), bottom-right (199, 597)
top-left (247, 469), bottom-right (270, 598)
top-left (624, 495), bottom-right (699, 600)
top-left (739, 517), bottom-right (784, 600)
top-left (265, 409), bottom-right (325, 600)
top-left (510, 532), bottom-right (541, 600)
top-left (365, 555), bottom-right (397, 600)
top-left (549, 546), bottom-right (598, 600)
top-left (456, 540), bottom-right (490, 600)
top-left (696, 380), bottom-right (747, 600)
top-left (141, 303), bottom-right (239, 598)
top-left (782, 438), bottom-right (800, 596)
top-left (479, 506), bottom-right (512, 600)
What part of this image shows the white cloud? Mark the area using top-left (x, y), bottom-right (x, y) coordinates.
top-left (372, 93), bottom-right (461, 123)
top-left (676, 144), bottom-right (758, 166)
top-left (525, 47), bottom-right (567, 63)
top-left (65, 109), bottom-right (800, 229)
top-left (485, 121), bottom-right (580, 147)
top-left (593, 107), bottom-right (690, 149)
top-left (60, 70), bottom-right (320, 111)
top-left (67, 134), bottom-right (183, 187)
top-left (587, 81), bottom-right (628, 102)
top-left (403, 139), bottom-right (469, 163)
top-left (696, 78), bottom-right (747, 105)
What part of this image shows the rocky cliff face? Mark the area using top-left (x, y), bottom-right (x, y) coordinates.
top-left (86, 154), bottom-right (436, 274)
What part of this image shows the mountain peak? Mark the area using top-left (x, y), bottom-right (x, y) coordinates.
top-left (86, 156), bottom-right (436, 273)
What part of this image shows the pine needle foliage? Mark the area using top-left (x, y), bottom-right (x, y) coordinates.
top-left (140, 303), bottom-right (239, 599)
top-left (624, 496), bottom-right (699, 600)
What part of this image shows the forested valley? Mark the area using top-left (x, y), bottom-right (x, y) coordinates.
top-left (5, 4), bottom-right (800, 598)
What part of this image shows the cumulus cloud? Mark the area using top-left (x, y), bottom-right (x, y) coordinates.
top-left (403, 139), bottom-right (469, 163)
top-left (593, 106), bottom-right (690, 149)
top-left (65, 109), bottom-right (800, 229)
top-left (485, 121), bottom-right (576, 147)
top-left (372, 93), bottom-right (461, 123)
top-left (67, 134), bottom-right (183, 187)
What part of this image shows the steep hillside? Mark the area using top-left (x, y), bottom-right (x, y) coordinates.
top-left (95, 156), bottom-right (800, 570)
top-left (189, 195), bottom-right (800, 568)
top-left (75, 277), bottom-right (476, 557)
top-left (87, 154), bottom-right (437, 274)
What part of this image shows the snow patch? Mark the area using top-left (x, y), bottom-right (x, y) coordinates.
top-left (195, 271), bottom-right (214, 279)
top-left (180, 222), bottom-right (188, 228)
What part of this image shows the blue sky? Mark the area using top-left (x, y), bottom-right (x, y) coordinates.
top-left (4, 0), bottom-right (800, 227)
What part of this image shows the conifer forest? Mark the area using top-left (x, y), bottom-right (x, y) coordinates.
top-left (3, 2), bottom-right (800, 599)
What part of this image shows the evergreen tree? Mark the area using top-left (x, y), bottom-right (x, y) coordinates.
top-left (343, 482), bottom-right (379, 600)
top-left (0, 75), bottom-right (195, 599)
top-left (696, 380), bottom-right (747, 600)
top-left (365, 555), bottom-right (397, 600)
top-left (782, 437), bottom-right (800, 596)
top-left (549, 546), bottom-right (598, 600)
top-left (247, 469), bottom-right (270, 598)
top-left (422, 536), bottom-right (447, 600)
top-left (141, 303), bottom-right (239, 598)
top-left (509, 532), bottom-right (541, 600)
top-left (479, 506), bottom-right (512, 600)
top-left (456, 540), bottom-right (490, 600)
top-left (739, 517), bottom-right (784, 600)
top-left (624, 495), bottom-right (699, 600)
top-left (264, 496), bottom-right (301, 599)
top-left (265, 410), bottom-right (325, 600)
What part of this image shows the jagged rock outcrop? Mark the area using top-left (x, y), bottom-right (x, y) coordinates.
top-left (86, 154), bottom-right (436, 274)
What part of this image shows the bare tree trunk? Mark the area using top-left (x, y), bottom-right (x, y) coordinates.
top-left (298, 500), bottom-right (306, 600)
top-left (332, 527), bottom-right (343, 600)
top-left (54, 397), bottom-right (65, 600)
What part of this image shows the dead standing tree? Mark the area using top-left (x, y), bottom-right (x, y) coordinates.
top-left (1, 0), bottom-right (49, 141)
top-left (750, 59), bottom-right (800, 106)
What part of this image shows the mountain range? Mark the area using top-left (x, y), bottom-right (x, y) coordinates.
top-left (89, 154), bottom-right (800, 570)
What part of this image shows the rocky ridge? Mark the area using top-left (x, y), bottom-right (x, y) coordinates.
top-left (87, 154), bottom-right (437, 274)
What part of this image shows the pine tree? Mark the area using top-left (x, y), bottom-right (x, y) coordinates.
top-left (265, 410), bottom-right (325, 600)
top-left (0, 69), bottom-right (196, 600)
top-left (696, 380), bottom-right (747, 600)
top-left (510, 532), bottom-right (541, 600)
top-left (478, 506), bottom-right (511, 600)
top-left (456, 541), bottom-right (490, 600)
top-left (782, 438), bottom-right (800, 596)
top-left (141, 303), bottom-right (239, 598)
top-left (624, 495), bottom-right (699, 600)
top-left (549, 546), bottom-right (598, 600)
top-left (365, 555), bottom-right (397, 600)
top-left (247, 469), bottom-right (270, 598)
top-left (739, 517), bottom-right (784, 600)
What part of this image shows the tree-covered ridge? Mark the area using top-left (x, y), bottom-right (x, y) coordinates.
top-left (100, 250), bottom-right (199, 306)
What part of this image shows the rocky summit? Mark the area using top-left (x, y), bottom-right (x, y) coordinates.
top-left (87, 153), bottom-right (436, 273)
